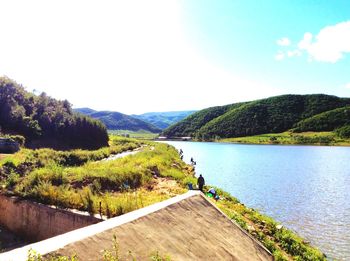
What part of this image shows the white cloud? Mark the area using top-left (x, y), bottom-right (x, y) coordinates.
top-left (298, 21), bottom-right (350, 63)
top-left (345, 83), bottom-right (350, 89)
top-left (277, 21), bottom-right (350, 63)
top-left (297, 32), bottom-right (312, 50)
top-left (277, 37), bottom-right (291, 46)
top-left (287, 50), bottom-right (302, 57)
top-left (275, 51), bottom-right (285, 61)
top-left (274, 49), bottom-right (301, 61)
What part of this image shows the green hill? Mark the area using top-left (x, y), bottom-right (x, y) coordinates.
top-left (161, 103), bottom-right (244, 137)
top-left (163, 94), bottom-right (350, 139)
top-left (0, 77), bottom-right (108, 150)
top-left (132, 110), bottom-right (196, 129)
top-left (293, 106), bottom-right (350, 132)
top-left (75, 109), bottom-right (161, 133)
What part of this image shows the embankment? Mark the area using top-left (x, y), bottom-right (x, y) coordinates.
top-left (0, 194), bottom-right (101, 243)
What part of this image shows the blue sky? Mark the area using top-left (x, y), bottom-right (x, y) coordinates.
top-left (182, 0), bottom-right (350, 96)
top-left (0, 0), bottom-right (349, 113)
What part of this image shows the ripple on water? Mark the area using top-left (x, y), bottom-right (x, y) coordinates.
top-left (162, 141), bottom-right (350, 260)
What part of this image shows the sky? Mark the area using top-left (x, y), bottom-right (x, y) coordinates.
top-left (0, 0), bottom-right (350, 114)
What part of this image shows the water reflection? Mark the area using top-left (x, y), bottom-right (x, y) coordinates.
top-left (162, 141), bottom-right (350, 260)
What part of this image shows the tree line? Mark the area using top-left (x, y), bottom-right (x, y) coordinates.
top-left (163, 94), bottom-right (350, 140)
top-left (0, 77), bottom-right (108, 150)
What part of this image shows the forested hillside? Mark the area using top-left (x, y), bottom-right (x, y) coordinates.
top-left (75, 109), bottom-right (161, 133)
top-left (293, 106), bottom-right (350, 132)
top-left (0, 77), bottom-right (108, 149)
top-left (162, 103), bottom-right (245, 137)
top-left (163, 94), bottom-right (350, 139)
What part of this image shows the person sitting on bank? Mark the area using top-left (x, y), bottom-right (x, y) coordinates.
top-left (197, 174), bottom-right (205, 192)
top-left (208, 187), bottom-right (216, 198)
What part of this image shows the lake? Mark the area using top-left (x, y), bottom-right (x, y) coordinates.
top-left (162, 141), bottom-right (350, 261)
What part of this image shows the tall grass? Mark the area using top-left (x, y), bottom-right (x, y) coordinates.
top-left (2, 139), bottom-right (191, 217)
top-left (221, 131), bottom-right (350, 145)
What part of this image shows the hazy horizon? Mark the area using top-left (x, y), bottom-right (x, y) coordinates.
top-left (1, 0), bottom-right (350, 114)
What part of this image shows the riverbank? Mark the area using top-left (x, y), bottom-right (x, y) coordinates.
top-left (220, 131), bottom-right (350, 146)
top-left (0, 136), bottom-right (326, 260)
top-left (211, 187), bottom-right (325, 260)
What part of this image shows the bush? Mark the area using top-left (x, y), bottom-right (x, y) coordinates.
top-left (335, 125), bottom-right (350, 138)
top-left (10, 135), bottom-right (26, 146)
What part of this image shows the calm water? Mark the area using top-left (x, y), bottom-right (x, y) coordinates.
top-left (163, 141), bottom-right (350, 261)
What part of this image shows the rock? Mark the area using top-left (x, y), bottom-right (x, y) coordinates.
top-left (276, 224), bottom-right (283, 230)
top-left (247, 225), bottom-right (256, 232)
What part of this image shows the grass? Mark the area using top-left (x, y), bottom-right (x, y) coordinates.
top-left (27, 234), bottom-right (172, 260)
top-left (221, 131), bottom-right (350, 146)
top-left (0, 136), bottom-right (141, 168)
top-left (208, 186), bottom-right (326, 261)
top-left (108, 130), bottom-right (159, 140)
top-left (0, 136), bottom-right (193, 217)
top-left (1, 136), bottom-right (326, 260)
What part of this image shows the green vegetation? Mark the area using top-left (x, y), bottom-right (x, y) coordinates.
top-left (0, 136), bottom-right (194, 217)
top-left (163, 94), bottom-right (350, 140)
top-left (294, 106), bottom-right (350, 132)
top-left (0, 77), bottom-right (108, 150)
top-left (108, 130), bottom-right (158, 140)
top-left (210, 186), bottom-right (326, 260)
top-left (132, 111), bottom-right (196, 130)
top-left (27, 235), bottom-right (172, 260)
top-left (162, 103), bottom-right (242, 137)
top-left (75, 108), bottom-right (161, 133)
top-left (221, 131), bottom-right (350, 145)
top-left (335, 125), bottom-right (350, 138)
top-left (27, 250), bottom-right (77, 261)
top-left (1, 136), bottom-right (325, 260)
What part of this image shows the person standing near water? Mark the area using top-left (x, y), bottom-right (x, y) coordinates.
top-left (197, 174), bottom-right (205, 192)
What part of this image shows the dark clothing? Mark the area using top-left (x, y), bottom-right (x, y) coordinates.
top-left (197, 176), bottom-right (205, 192)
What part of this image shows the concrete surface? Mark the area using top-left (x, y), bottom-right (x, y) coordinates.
top-left (0, 191), bottom-right (273, 261)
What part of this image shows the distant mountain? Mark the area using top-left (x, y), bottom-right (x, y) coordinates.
top-left (75, 109), bottom-right (161, 133)
top-left (75, 107), bottom-right (96, 115)
top-left (132, 111), bottom-right (196, 129)
top-left (163, 94), bottom-right (350, 140)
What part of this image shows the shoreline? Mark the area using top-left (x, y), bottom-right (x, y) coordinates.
top-left (158, 131), bottom-right (350, 147)
top-left (0, 137), bottom-right (329, 260)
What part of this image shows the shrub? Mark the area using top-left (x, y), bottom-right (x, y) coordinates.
top-left (10, 135), bottom-right (26, 146)
top-left (335, 125), bottom-right (350, 138)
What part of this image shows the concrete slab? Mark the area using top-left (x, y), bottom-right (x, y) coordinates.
top-left (0, 191), bottom-right (273, 261)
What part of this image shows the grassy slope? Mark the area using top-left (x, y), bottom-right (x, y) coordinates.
top-left (0, 137), bottom-right (325, 260)
top-left (221, 131), bottom-right (350, 146)
top-left (108, 130), bottom-right (159, 140)
top-left (0, 136), bottom-right (194, 217)
top-left (212, 187), bottom-right (325, 260)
